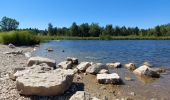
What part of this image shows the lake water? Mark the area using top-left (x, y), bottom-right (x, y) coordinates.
top-left (32, 40), bottom-right (170, 68)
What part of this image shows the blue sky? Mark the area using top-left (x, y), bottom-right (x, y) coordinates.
top-left (0, 0), bottom-right (170, 29)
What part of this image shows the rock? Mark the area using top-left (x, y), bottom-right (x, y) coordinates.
top-left (73, 68), bottom-right (78, 74)
top-left (125, 76), bottom-right (133, 81)
top-left (86, 63), bottom-right (107, 74)
top-left (58, 61), bottom-right (73, 69)
top-left (124, 63), bottom-right (136, 70)
top-left (10, 63), bottom-right (53, 81)
top-left (130, 92), bottom-right (136, 96)
top-left (3, 50), bottom-right (23, 55)
top-left (27, 56), bottom-right (56, 68)
top-left (69, 91), bottom-right (100, 100)
top-left (133, 65), bottom-right (160, 78)
top-left (152, 67), bottom-right (166, 73)
top-left (99, 69), bottom-right (109, 74)
top-left (106, 62), bottom-right (121, 68)
top-left (143, 62), bottom-right (153, 67)
top-left (46, 48), bottom-right (53, 52)
top-left (16, 69), bottom-right (74, 96)
top-left (8, 43), bottom-right (15, 48)
top-left (77, 62), bottom-right (91, 72)
top-left (97, 73), bottom-right (122, 84)
top-left (67, 57), bottom-right (78, 65)
top-left (24, 52), bottom-right (31, 58)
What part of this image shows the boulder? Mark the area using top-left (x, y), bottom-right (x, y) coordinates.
top-left (98, 69), bottom-right (109, 74)
top-left (152, 67), bottom-right (166, 73)
top-left (58, 61), bottom-right (73, 69)
top-left (97, 73), bottom-right (122, 84)
top-left (86, 63), bottom-right (107, 74)
top-left (133, 65), bottom-right (160, 78)
top-left (124, 63), bottom-right (136, 70)
top-left (16, 69), bottom-right (74, 96)
top-left (106, 62), bottom-right (121, 68)
top-left (27, 57), bottom-right (56, 68)
top-left (69, 91), bottom-right (100, 100)
top-left (77, 62), bottom-right (91, 72)
top-left (143, 62), bottom-right (153, 67)
top-left (8, 43), bottom-right (15, 48)
top-left (67, 57), bottom-right (78, 65)
top-left (10, 63), bottom-right (53, 80)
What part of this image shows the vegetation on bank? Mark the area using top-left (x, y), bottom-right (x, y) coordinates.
top-left (0, 31), bottom-right (40, 45)
top-left (1, 16), bottom-right (170, 46)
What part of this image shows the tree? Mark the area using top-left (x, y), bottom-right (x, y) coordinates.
top-left (48, 23), bottom-right (54, 35)
top-left (0, 16), bottom-right (19, 31)
top-left (70, 22), bottom-right (79, 36)
top-left (89, 23), bottom-right (101, 37)
top-left (102, 24), bottom-right (113, 36)
top-left (79, 23), bottom-right (90, 37)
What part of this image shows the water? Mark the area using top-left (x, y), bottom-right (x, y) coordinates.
top-left (32, 40), bottom-right (170, 68)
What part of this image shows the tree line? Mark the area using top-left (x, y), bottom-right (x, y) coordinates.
top-left (1, 16), bottom-right (170, 37)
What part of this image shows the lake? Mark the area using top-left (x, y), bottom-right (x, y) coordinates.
top-left (32, 40), bottom-right (170, 68)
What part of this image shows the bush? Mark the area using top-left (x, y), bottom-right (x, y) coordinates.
top-left (0, 31), bottom-right (40, 45)
top-left (99, 35), bottom-right (112, 40)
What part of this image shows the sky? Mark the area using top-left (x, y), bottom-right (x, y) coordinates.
top-left (0, 0), bottom-right (170, 29)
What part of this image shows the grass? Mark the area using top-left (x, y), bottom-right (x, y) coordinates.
top-left (0, 31), bottom-right (40, 45)
top-left (37, 35), bottom-right (170, 41)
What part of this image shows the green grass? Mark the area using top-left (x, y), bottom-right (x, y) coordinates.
top-left (0, 31), bottom-right (40, 45)
top-left (36, 35), bottom-right (170, 41)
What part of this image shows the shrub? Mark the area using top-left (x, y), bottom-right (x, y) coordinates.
top-left (99, 35), bottom-right (112, 40)
top-left (0, 31), bottom-right (40, 45)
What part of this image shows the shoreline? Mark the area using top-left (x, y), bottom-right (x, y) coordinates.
top-left (0, 44), bottom-right (170, 100)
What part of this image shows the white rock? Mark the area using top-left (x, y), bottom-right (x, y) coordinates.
top-left (124, 63), bottom-right (136, 70)
top-left (16, 69), bottom-right (74, 96)
top-left (77, 62), bottom-right (91, 71)
top-left (27, 56), bottom-right (56, 68)
top-left (133, 65), bottom-right (160, 78)
top-left (8, 43), bottom-right (15, 48)
top-left (58, 61), bottom-right (73, 69)
top-left (97, 73), bottom-right (122, 84)
top-left (24, 52), bottom-right (31, 58)
top-left (106, 62), bottom-right (121, 68)
top-left (69, 91), bottom-right (100, 100)
top-left (86, 63), bottom-right (107, 74)
top-left (98, 69), bottom-right (109, 74)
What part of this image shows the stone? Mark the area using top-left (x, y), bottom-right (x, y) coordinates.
top-left (106, 62), bottom-right (121, 68)
top-left (124, 63), bottom-right (136, 70)
top-left (86, 63), bottom-right (107, 74)
top-left (143, 62), bottom-right (153, 67)
top-left (67, 57), bottom-right (78, 65)
top-left (3, 50), bottom-right (23, 55)
top-left (152, 67), bottom-right (166, 73)
top-left (46, 48), bottom-right (53, 52)
top-left (125, 76), bottom-right (133, 81)
top-left (8, 43), bottom-right (15, 48)
top-left (69, 91), bottom-right (100, 100)
top-left (133, 65), bottom-right (160, 78)
top-left (58, 61), bottom-right (73, 69)
top-left (27, 56), bottom-right (56, 68)
top-left (97, 73), bottom-right (122, 84)
top-left (16, 69), bottom-right (74, 96)
top-left (77, 62), bottom-right (91, 72)
top-left (99, 69), bottom-right (109, 74)
top-left (24, 52), bottom-right (31, 58)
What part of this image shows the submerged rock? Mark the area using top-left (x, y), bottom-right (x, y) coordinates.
top-left (97, 73), bottom-right (122, 84)
top-left (106, 62), bottom-right (121, 68)
top-left (124, 63), bottom-right (136, 70)
top-left (143, 62), bottom-right (153, 67)
top-left (77, 62), bottom-right (91, 72)
top-left (67, 57), bottom-right (78, 65)
top-left (46, 48), bottom-right (54, 52)
top-left (58, 61), bottom-right (73, 69)
top-left (152, 67), bottom-right (166, 73)
top-left (86, 63), bottom-right (107, 74)
top-left (27, 56), bottom-right (56, 68)
top-left (16, 69), bottom-right (74, 96)
top-left (69, 91), bottom-right (100, 100)
top-left (133, 65), bottom-right (160, 78)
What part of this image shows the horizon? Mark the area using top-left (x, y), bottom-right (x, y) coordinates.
top-left (0, 0), bottom-right (170, 30)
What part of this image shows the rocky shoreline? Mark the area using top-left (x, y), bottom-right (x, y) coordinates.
top-left (0, 44), bottom-right (170, 100)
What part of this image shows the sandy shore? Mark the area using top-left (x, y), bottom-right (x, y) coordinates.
top-left (0, 44), bottom-right (170, 100)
